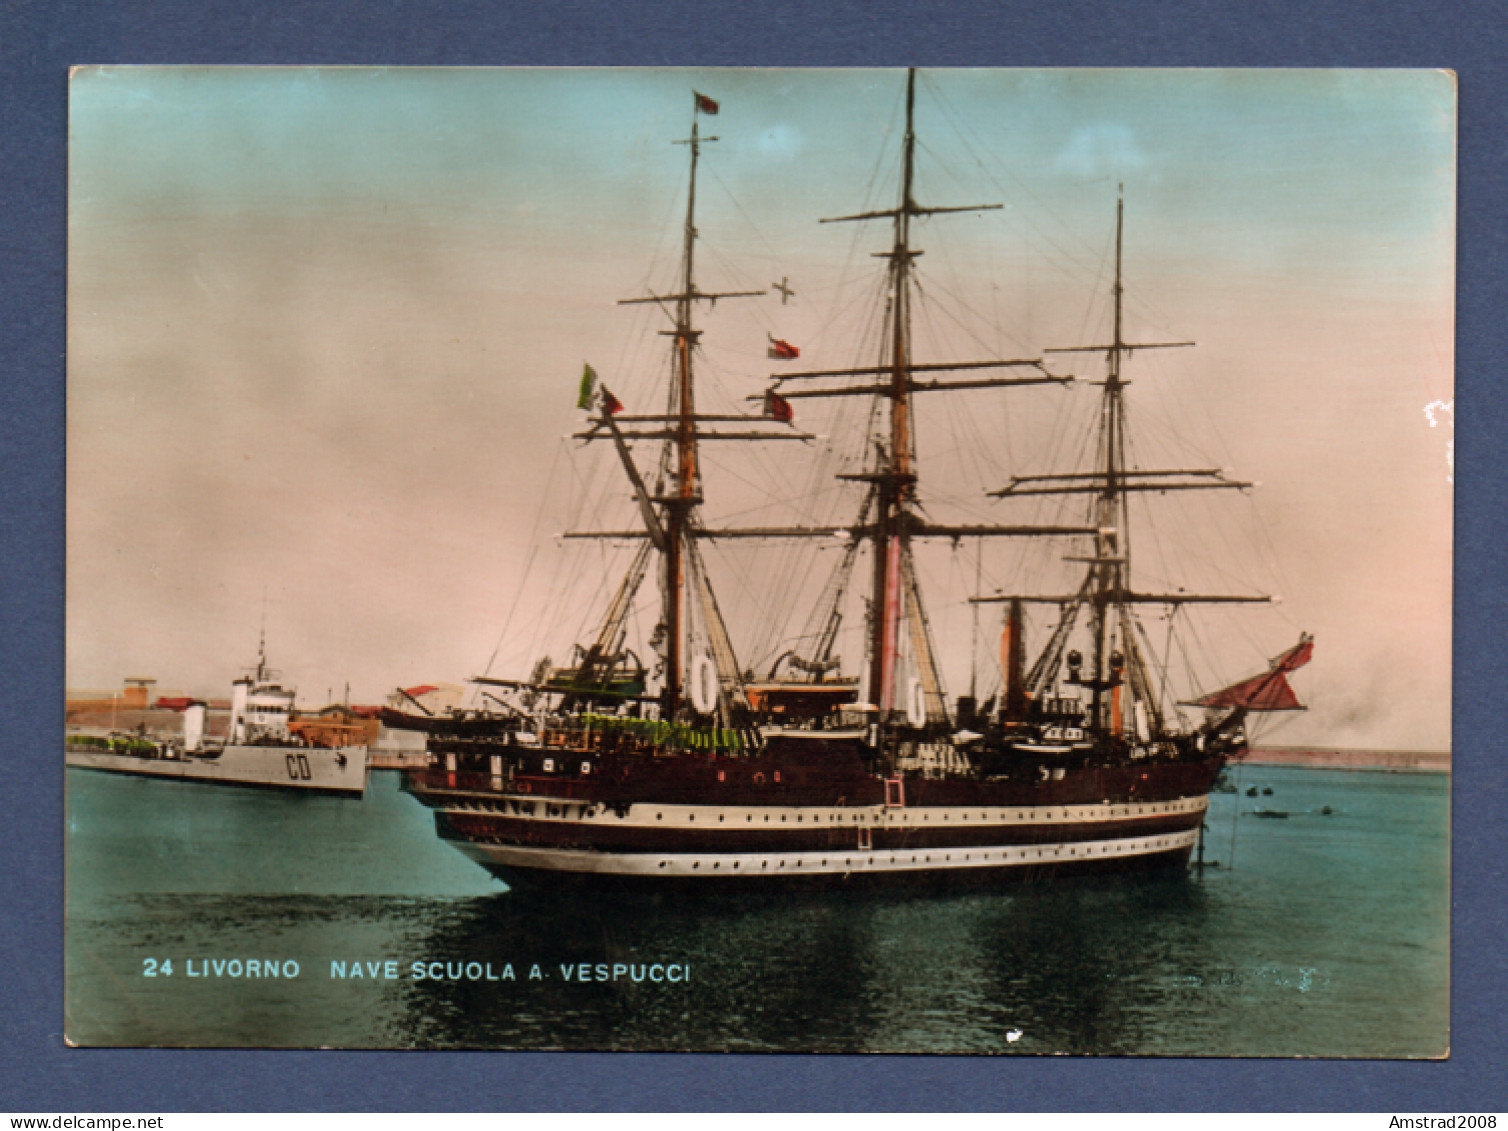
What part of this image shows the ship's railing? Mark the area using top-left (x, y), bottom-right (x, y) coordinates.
top-left (406, 766), bottom-right (598, 799)
top-left (541, 713), bottom-right (755, 756)
top-left (67, 734), bottom-right (163, 756)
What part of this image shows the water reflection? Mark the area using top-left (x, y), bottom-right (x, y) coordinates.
top-left (393, 873), bottom-right (1219, 1052)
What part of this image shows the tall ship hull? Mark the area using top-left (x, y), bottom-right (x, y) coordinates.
top-left (405, 741), bottom-right (1221, 890)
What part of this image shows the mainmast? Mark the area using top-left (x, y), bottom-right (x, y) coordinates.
top-left (763, 68), bottom-right (1089, 727)
top-left (869, 68), bottom-right (922, 719)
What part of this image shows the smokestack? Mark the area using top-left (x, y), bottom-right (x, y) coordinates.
top-left (183, 702), bottom-right (206, 753)
top-left (1001, 598), bottom-right (1028, 720)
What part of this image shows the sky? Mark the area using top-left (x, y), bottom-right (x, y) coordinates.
top-left (66, 67), bottom-right (1454, 751)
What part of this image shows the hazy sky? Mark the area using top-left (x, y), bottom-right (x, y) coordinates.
top-left (67, 67), bottom-right (1453, 751)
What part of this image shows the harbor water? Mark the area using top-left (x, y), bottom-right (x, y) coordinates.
top-left (64, 763), bottom-right (1448, 1054)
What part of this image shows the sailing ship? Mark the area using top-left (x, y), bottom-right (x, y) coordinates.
top-left (401, 71), bottom-right (1312, 889)
top-left (67, 636), bottom-right (369, 797)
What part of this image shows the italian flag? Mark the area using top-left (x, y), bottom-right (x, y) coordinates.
top-left (576, 363), bottom-right (598, 409)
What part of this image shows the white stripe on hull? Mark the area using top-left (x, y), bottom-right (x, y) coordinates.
top-left (66, 745), bottom-right (368, 795)
top-left (433, 793), bottom-right (1208, 831)
top-left (450, 826), bottom-right (1200, 879)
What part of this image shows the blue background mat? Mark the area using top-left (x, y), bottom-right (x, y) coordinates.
top-left (2, 0), bottom-right (1500, 1111)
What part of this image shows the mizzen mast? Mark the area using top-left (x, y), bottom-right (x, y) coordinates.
top-left (978, 190), bottom-right (1268, 733)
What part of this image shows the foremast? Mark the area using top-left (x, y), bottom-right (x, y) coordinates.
top-left (662, 100), bottom-right (710, 720)
top-left (573, 93), bottom-right (793, 720)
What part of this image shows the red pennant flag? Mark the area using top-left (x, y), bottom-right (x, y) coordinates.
top-left (1271, 636), bottom-right (1314, 673)
top-left (603, 391), bottom-right (624, 416)
top-left (765, 391), bottom-right (794, 422)
top-left (767, 336), bottom-right (800, 360)
top-left (695, 91), bottom-right (719, 116)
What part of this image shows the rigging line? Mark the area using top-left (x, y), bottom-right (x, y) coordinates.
top-left (1113, 272), bottom-right (1189, 348)
top-left (928, 376), bottom-right (993, 514)
top-left (920, 74), bottom-right (1127, 283)
top-left (700, 478), bottom-right (852, 528)
top-left (1073, 228), bottom-right (1115, 355)
top-left (480, 437), bottom-right (568, 675)
top-left (1159, 605), bottom-right (1187, 728)
top-left (699, 240), bottom-right (772, 307)
top-left (703, 163), bottom-right (786, 262)
top-left (631, 169), bottom-right (693, 300)
top-left (911, 266), bottom-right (1036, 358)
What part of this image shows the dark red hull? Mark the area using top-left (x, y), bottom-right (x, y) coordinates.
top-left (402, 738), bottom-right (1224, 891)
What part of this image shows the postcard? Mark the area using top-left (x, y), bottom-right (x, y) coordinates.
top-left (65, 66), bottom-right (1452, 1053)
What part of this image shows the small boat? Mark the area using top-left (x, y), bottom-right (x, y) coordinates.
top-left (66, 636), bottom-right (368, 797)
top-left (1248, 807), bottom-right (1289, 819)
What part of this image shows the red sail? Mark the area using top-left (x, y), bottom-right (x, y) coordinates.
top-left (1191, 634), bottom-right (1312, 711)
